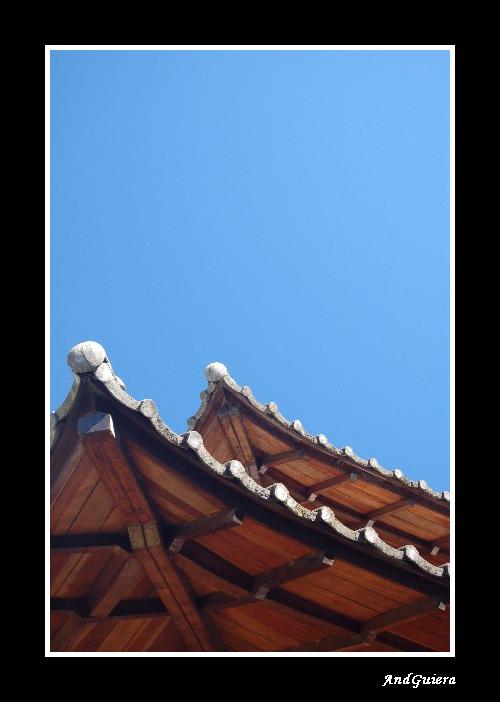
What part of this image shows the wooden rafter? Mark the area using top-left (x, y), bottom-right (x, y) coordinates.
top-left (88, 555), bottom-right (144, 618)
top-left (50, 534), bottom-right (445, 653)
top-left (258, 449), bottom-right (305, 469)
top-left (165, 508), bottom-right (244, 553)
top-left (261, 465), bottom-right (448, 556)
top-left (50, 442), bottom-right (86, 507)
top-left (217, 405), bottom-right (260, 481)
top-left (365, 497), bottom-right (416, 523)
top-left (281, 596), bottom-right (447, 652)
top-left (51, 598), bottom-right (168, 620)
top-left (223, 397), bottom-right (450, 516)
top-left (251, 551), bottom-right (334, 599)
top-left (306, 472), bottom-right (358, 502)
top-left (51, 611), bottom-right (88, 652)
top-left (78, 411), bottom-right (219, 652)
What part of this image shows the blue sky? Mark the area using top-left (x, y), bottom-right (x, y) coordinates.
top-left (50, 50), bottom-right (450, 491)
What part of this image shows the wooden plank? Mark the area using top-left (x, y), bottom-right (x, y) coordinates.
top-left (323, 558), bottom-right (426, 606)
top-left (51, 598), bottom-right (168, 620)
top-left (281, 596), bottom-right (446, 652)
top-left (263, 465), bottom-right (441, 554)
top-left (175, 553), bottom-right (249, 599)
top-left (361, 596), bottom-right (447, 634)
top-left (376, 631), bottom-right (434, 652)
top-left (74, 619), bottom-right (117, 652)
top-left (166, 508), bottom-right (244, 553)
top-left (50, 442), bottom-right (86, 507)
top-left (51, 533), bottom-right (132, 553)
top-left (52, 553), bottom-right (94, 598)
top-left (310, 568), bottom-right (406, 613)
top-left (217, 406), bottom-right (253, 461)
top-left (259, 449), bottom-right (305, 468)
top-left (97, 618), bottom-right (146, 652)
top-left (195, 528), bottom-right (283, 574)
top-left (218, 605), bottom-right (301, 649)
top-left (51, 553), bottom-right (85, 595)
top-left (218, 407), bottom-right (260, 481)
top-left (124, 618), bottom-right (170, 651)
top-left (141, 475), bottom-right (210, 524)
top-left (267, 584), bottom-right (364, 634)
top-left (51, 457), bottom-right (100, 534)
top-left (218, 414), bottom-right (243, 460)
top-left (366, 497), bottom-right (416, 522)
top-left (429, 534), bottom-right (450, 551)
top-left (251, 551), bottom-right (334, 599)
top-left (147, 619), bottom-right (190, 652)
top-left (51, 611), bottom-right (87, 652)
top-left (212, 612), bottom-right (283, 651)
top-left (68, 479), bottom-right (116, 534)
top-left (78, 413), bottom-right (219, 652)
top-left (226, 400), bottom-right (450, 515)
top-left (88, 557), bottom-right (145, 618)
top-left (186, 542), bottom-right (362, 629)
top-left (262, 599), bottom-right (349, 637)
top-left (177, 540), bottom-right (254, 592)
top-left (130, 522), bottom-right (218, 652)
top-left (198, 591), bottom-right (256, 613)
top-left (307, 472), bottom-right (357, 502)
top-left (129, 440), bottom-right (226, 515)
top-left (79, 414), bottom-right (155, 524)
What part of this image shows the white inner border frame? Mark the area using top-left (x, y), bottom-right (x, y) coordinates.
top-left (45, 44), bottom-right (455, 659)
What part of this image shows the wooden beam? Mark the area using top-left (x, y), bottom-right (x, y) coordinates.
top-left (365, 497), bottom-right (415, 522)
top-left (306, 472), bottom-right (358, 502)
top-left (251, 551), bottom-right (334, 599)
top-left (198, 592), bottom-right (256, 613)
top-left (376, 631), bottom-right (434, 652)
top-left (269, 589), bottom-right (359, 633)
top-left (77, 412), bottom-right (219, 652)
top-left (166, 508), bottom-right (244, 553)
top-left (359, 596), bottom-right (447, 635)
top-left (50, 611), bottom-right (88, 652)
top-left (78, 412), bottom-right (156, 524)
top-left (128, 521), bottom-right (219, 651)
top-left (181, 540), bottom-right (254, 592)
top-left (428, 534), bottom-right (450, 555)
top-left (219, 396), bottom-right (450, 516)
top-left (88, 556), bottom-right (144, 618)
top-left (328, 631), bottom-right (377, 652)
top-left (184, 541), bottom-right (334, 606)
top-left (54, 533), bottom-right (442, 646)
top-left (280, 596), bottom-right (446, 652)
top-left (217, 405), bottom-right (260, 481)
top-left (50, 442), bottom-right (86, 507)
top-left (259, 449), bottom-right (305, 467)
top-left (51, 533), bottom-right (132, 553)
top-left (51, 598), bottom-right (168, 620)
top-left (262, 465), bottom-right (447, 556)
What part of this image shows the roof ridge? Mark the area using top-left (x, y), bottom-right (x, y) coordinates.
top-left (51, 341), bottom-right (450, 581)
top-left (188, 362), bottom-right (450, 503)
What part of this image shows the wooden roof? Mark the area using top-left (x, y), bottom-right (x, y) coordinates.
top-left (190, 363), bottom-right (450, 566)
top-left (50, 342), bottom-right (450, 653)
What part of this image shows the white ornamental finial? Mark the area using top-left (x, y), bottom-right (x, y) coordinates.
top-left (204, 362), bottom-right (228, 382)
top-left (67, 341), bottom-right (107, 374)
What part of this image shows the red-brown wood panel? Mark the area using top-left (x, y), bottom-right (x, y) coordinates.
top-left (51, 454), bottom-right (100, 534)
top-left (127, 440), bottom-right (227, 516)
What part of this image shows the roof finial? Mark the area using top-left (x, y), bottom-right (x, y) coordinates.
top-left (67, 341), bottom-right (107, 374)
top-left (205, 361), bottom-right (228, 382)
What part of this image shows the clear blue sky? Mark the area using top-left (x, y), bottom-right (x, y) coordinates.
top-left (50, 50), bottom-right (450, 491)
